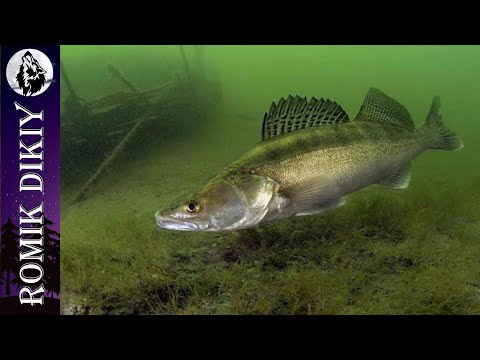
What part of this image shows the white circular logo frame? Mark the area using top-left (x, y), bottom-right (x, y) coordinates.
top-left (6, 48), bottom-right (54, 97)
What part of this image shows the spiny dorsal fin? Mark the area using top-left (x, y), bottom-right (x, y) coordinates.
top-left (378, 162), bottom-right (412, 189)
top-left (354, 88), bottom-right (415, 131)
top-left (261, 95), bottom-right (349, 141)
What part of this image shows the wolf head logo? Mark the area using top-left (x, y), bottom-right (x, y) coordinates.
top-left (15, 51), bottom-right (47, 96)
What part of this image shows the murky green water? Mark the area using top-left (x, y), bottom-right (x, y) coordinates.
top-left (60, 46), bottom-right (480, 315)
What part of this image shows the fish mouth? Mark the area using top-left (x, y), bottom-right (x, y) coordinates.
top-left (155, 211), bottom-right (207, 231)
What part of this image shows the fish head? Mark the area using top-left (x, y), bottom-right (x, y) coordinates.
top-left (155, 174), bottom-right (278, 231)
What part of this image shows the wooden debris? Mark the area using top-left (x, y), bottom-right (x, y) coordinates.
top-left (107, 64), bottom-right (140, 93)
top-left (179, 45), bottom-right (191, 80)
top-left (62, 49), bottom-right (219, 203)
top-left (72, 113), bottom-right (157, 203)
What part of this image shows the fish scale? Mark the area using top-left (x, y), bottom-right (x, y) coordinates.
top-left (234, 122), bottom-right (423, 191)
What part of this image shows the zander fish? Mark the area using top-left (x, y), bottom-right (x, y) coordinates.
top-left (156, 88), bottom-right (463, 231)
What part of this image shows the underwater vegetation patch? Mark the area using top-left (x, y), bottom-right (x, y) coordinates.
top-left (61, 172), bottom-right (480, 315)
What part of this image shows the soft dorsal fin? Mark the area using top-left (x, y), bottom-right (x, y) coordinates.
top-left (354, 88), bottom-right (415, 131)
top-left (261, 95), bottom-right (349, 141)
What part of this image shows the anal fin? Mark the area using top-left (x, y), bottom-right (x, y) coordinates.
top-left (378, 162), bottom-right (412, 189)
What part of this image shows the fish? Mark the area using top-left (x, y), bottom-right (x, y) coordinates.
top-left (155, 88), bottom-right (463, 232)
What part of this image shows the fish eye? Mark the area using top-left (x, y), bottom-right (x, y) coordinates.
top-left (184, 201), bottom-right (199, 213)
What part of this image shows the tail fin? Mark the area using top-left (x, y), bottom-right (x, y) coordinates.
top-left (424, 96), bottom-right (463, 151)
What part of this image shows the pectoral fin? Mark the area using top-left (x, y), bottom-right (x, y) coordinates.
top-left (281, 177), bottom-right (345, 216)
top-left (295, 197), bottom-right (346, 216)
